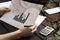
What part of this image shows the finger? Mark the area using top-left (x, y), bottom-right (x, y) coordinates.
top-left (0, 7), bottom-right (11, 13)
top-left (29, 25), bottom-right (36, 30)
top-left (3, 7), bottom-right (11, 12)
top-left (32, 28), bottom-right (37, 33)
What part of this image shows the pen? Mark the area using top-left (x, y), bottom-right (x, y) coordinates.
top-left (24, 25), bottom-right (33, 27)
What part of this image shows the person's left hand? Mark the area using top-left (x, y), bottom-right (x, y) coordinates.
top-left (0, 7), bottom-right (11, 16)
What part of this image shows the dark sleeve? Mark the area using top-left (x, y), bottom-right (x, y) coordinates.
top-left (0, 0), bottom-right (11, 3)
top-left (0, 20), bottom-right (18, 34)
top-left (23, 0), bottom-right (49, 5)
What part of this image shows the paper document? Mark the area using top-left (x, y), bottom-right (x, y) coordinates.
top-left (0, 0), bottom-right (44, 28)
top-left (35, 15), bottom-right (46, 27)
top-left (0, 1), bottom-right (11, 7)
top-left (45, 7), bottom-right (60, 14)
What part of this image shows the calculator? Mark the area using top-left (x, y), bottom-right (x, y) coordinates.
top-left (39, 26), bottom-right (54, 36)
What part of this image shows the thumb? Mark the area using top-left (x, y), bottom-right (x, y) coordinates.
top-left (29, 24), bottom-right (36, 30)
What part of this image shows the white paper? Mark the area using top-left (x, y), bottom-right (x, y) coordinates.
top-left (0, 1), bottom-right (11, 7)
top-left (0, 0), bottom-right (44, 28)
top-left (45, 7), bottom-right (60, 14)
top-left (35, 15), bottom-right (46, 27)
top-left (12, 0), bottom-right (43, 10)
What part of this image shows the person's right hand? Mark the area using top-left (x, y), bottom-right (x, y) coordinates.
top-left (20, 25), bottom-right (37, 37)
top-left (45, 13), bottom-right (60, 22)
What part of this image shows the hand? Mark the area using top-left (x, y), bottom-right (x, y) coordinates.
top-left (0, 7), bottom-right (11, 16)
top-left (45, 13), bottom-right (60, 22)
top-left (20, 25), bottom-right (37, 37)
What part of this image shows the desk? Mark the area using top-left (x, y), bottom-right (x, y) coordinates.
top-left (0, 1), bottom-right (59, 40)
